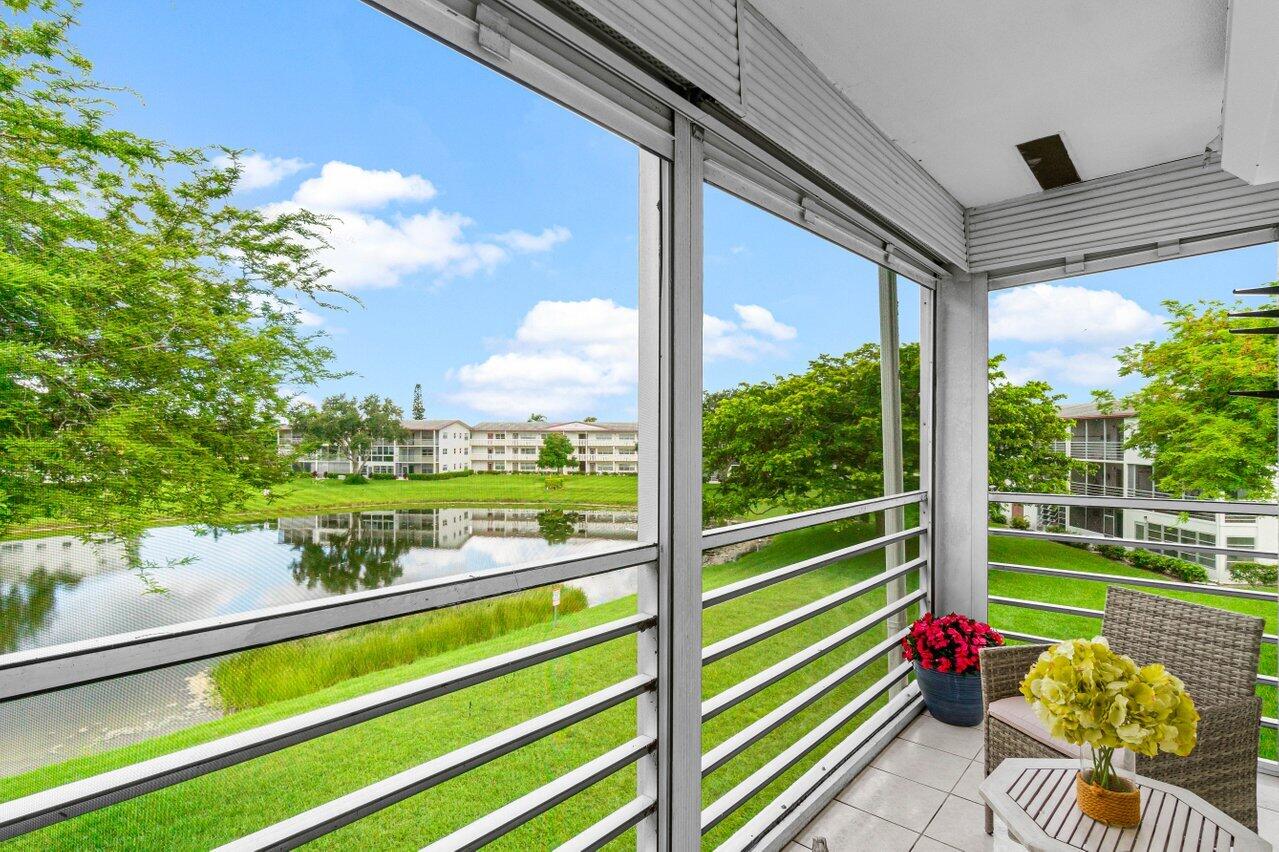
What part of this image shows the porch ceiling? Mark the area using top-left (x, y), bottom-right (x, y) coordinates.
top-left (749, 0), bottom-right (1229, 207)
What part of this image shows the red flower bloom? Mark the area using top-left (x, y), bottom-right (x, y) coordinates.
top-left (899, 611), bottom-right (1004, 675)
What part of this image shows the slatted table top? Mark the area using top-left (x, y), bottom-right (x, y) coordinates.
top-left (980, 759), bottom-right (1271, 852)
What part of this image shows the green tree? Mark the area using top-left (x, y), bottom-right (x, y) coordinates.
top-left (583, 416), bottom-right (597, 423)
top-left (538, 432), bottom-right (575, 472)
top-left (702, 344), bottom-right (1073, 523)
top-left (1096, 298), bottom-right (1277, 499)
top-left (702, 343), bottom-right (919, 522)
top-left (411, 383), bottom-right (425, 420)
top-left (289, 395), bottom-right (408, 477)
top-left (528, 413), bottom-right (548, 422)
top-left (0, 1), bottom-right (341, 536)
top-left (988, 354), bottom-right (1074, 494)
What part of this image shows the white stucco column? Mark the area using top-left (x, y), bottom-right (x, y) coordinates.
top-left (932, 270), bottom-right (989, 619)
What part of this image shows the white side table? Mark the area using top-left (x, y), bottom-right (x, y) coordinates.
top-left (980, 758), bottom-right (1271, 852)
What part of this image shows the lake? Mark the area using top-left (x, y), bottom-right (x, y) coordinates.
top-left (0, 506), bottom-right (639, 777)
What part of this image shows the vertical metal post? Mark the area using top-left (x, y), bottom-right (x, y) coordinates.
top-left (919, 286), bottom-right (936, 614)
top-left (878, 268), bottom-right (906, 695)
top-left (636, 149), bottom-right (663, 851)
top-left (933, 271), bottom-right (989, 618)
top-left (654, 113), bottom-right (704, 850)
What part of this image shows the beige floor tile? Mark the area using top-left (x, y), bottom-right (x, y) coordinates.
top-left (872, 739), bottom-right (971, 792)
top-left (900, 714), bottom-right (984, 759)
top-left (952, 759), bottom-right (986, 803)
top-left (923, 795), bottom-right (996, 852)
top-left (912, 838), bottom-right (959, 851)
top-left (1259, 773), bottom-right (1279, 812)
top-left (795, 799), bottom-right (919, 852)
top-left (836, 765), bottom-right (948, 832)
top-left (1259, 806), bottom-right (1279, 848)
top-left (784, 844), bottom-right (809, 852)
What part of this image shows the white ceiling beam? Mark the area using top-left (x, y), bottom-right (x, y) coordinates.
top-left (1221, 0), bottom-right (1279, 185)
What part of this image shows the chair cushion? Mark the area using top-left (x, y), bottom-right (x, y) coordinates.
top-left (989, 696), bottom-right (1135, 770)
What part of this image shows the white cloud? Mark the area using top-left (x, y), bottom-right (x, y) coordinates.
top-left (733, 303), bottom-right (796, 341)
top-left (495, 226), bottom-right (571, 252)
top-left (1003, 347), bottom-right (1122, 387)
top-left (293, 161), bottom-right (436, 211)
top-left (990, 284), bottom-right (1162, 344)
top-left (214, 153), bottom-right (310, 192)
top-left (450, 298), bottom-right (793, 417)
top-left (258, 162), bottom-right (571, 289)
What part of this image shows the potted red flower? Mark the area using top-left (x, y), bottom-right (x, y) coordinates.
top-left (900, 612), bottom-right (1003, 726)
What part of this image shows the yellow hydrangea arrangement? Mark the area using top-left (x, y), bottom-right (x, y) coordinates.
top-left (1020, 637), bottom-right (1199, 791)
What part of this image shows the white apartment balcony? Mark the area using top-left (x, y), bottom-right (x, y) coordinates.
top-left (1053, 439), bottom-right (1124, 462)
top-left (8, 2), bottom-right (1279, 851)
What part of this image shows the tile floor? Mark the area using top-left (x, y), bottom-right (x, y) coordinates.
top-left (786, 712), bottom-right (1279, 852)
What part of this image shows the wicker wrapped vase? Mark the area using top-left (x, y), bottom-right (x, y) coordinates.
top-left (1075, 770), bottom-right (1140, 827)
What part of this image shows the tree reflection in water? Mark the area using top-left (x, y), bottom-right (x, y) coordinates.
top-left (536, 509), bottom-right (584, 544)
top-left (0, 568), bottom-right (82, 653)
top-left (288, 531), bottom-right (411, 594)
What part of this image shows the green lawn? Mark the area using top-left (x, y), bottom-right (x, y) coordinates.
top-left (6, 475), bottom-right (639, 539)
top-left (2, 517), bottom-right (1271, 849)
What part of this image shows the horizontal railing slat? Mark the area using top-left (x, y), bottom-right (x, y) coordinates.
top-left (420, 737), bottom-right (653, 851)
top-left (701, 630), bottom-right (906, 776)
top-left (702, 558), bottom-right (924, 665)
top-left (0, 544), bottom-right (657, 701)
top-left (552, 796), bottom-right (655, 852)
top-left (0, 614), bottom-right (652, 841)
top-left (990, 561), bottom-right (1279, 603)
top-left (988, 596), bottom-right (1103, 620)
top-left (702, 589), bottom-right (924, 721)
top-left (716, 687), bottom-right (923, 852)
top-left (214, 674), bottom-right (654, 851)
top-left (700, 661), bottom-right (913, 833)
top-left (990, 491), bottom-right (1279, 517)
top-left (702, 528), bottom-right (923, 609)
top-left (990, 527), bottom-right (1266, 559)
top-left (702, 491), bottom-right (926, 549)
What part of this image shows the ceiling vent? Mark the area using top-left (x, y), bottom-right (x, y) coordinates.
top-left (1016, 134), bottom-right (1082, 191)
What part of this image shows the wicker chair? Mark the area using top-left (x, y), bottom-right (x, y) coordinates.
top-left (979, 586), bottom-right (1264, 833)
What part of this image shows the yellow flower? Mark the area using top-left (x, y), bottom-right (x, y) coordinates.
top-left (1019, 637), bottom-right (1198, 760)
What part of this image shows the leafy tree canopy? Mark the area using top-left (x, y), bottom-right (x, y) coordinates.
top-left (528, 413), bottom-right (547, 422)
top-left (988, 354), bottom-right (1074, 495)
top-left (0, 0), bottom-right (343, 536)
top-left (1095, 298), bottom-right (1277, 500)
top-left (703, 345), bottom-right (1073, 523)
top-left (537, 431), bottom-right (574, 471)
top-left (288, 395), bottom-right (407, 476)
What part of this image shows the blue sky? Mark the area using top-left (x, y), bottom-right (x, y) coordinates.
top-left (75, 2), bottom-right (1277, 417)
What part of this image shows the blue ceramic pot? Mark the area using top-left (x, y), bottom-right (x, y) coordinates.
top-left (913, 661), bottom-right (983, 727)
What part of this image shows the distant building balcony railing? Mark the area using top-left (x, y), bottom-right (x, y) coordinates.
top-left (1053, 439), bottom-right (1124, 461)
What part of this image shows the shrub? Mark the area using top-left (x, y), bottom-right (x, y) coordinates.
top-left (544, 476), bottom-right (566, 491)
top-left (1228, 561), bottom-right (1278, 587)
top-left (405, 470), bottom-right (474, 481)
top-left (1126, 548), bottom-right (1207, 583)
top-left (323, 471), bottom-right (340, 479)
top-left (989, 509), bottom-right (1008, 525)
top-left (341, 473), bottom-right (369, 485)
top-left (1093, 544), bottom-right (1128, 562)
top-left (368, 472), bottom-right (395, 480)
top-left (1009, 516), bottom-right (1030, 531)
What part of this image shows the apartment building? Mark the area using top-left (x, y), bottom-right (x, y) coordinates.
top-left (279, 418), bottom-right (640, 476)
top-left (470, 421), bottom-right (638, 475)
top-left (1021, 402), bottom-right (1277, 582)
top-left (278, 419), bottom-right (472, 477)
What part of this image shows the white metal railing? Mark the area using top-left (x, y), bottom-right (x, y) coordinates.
top-left (988, 491), bottom-right (1279, 772)
top-left (1053, 439), bottom-right (1124, 460)
top-left (0, 491), bottom-right (930, 847)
